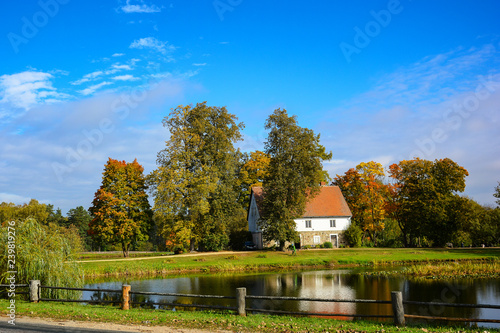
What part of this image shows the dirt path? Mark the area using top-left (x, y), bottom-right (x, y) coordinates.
top-left (6, 316), bottom-right (233, 333)
top-left (76, 251), bottom-right (247, 263)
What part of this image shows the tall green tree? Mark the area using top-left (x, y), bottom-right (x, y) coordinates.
top-left (260, 108), bottom-right (331, 250)
top-left (46, 204), bottom-right (68, 226)
top-left (67, 206), bottom-right (93, 250)
top-left (388, 158), bottom-right (469, 247)
top-left (150, 102), bottom-right (244, 252)
top-left (89, 158), bottom-right (152, 257)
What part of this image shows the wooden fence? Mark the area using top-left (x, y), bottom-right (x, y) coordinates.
top-left (2, 281), bottom-right (500, 326)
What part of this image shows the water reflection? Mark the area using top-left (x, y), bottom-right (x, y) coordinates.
top-left (84, 269), bottom-right (500, 328)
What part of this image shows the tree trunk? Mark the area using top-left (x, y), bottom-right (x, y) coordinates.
top-left (190, 238), bottom-right (195, 252)
top-left (122, 242), bottom-right (129, 257)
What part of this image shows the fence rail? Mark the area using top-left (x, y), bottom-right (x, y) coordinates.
top-left (1, 281), bottom-right (499, 327)
top-left (403, 300), bottom-right (500, 309)
top-left (0, 284), bottom-right (29, 296)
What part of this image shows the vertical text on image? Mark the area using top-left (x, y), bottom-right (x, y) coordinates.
top-left (6, 220), bottom-right (17, 325)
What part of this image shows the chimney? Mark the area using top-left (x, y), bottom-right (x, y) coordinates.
top-left (320, 181), bottom-right (326, 186)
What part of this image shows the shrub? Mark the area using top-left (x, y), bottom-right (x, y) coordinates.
top-left (344, 223), bottom-right (363, 247)
top-left (323, 241), bottom-right (333, 248)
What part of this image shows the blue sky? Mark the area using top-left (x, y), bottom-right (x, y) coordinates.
top-left (1, 0), bottom-right (499, 213)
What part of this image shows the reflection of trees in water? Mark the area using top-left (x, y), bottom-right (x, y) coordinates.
top-left (85, 271), bottom-right (496, 323)
top-left (349, 274), bottom-right (398, 320)
top-left (404, 279), bottom-right (479, 324)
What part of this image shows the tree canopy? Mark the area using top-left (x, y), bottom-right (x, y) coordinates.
top-left (333, 161), bottom-right (391, 245)
top-left (150, 102), bottom-right (244, 252)
top-left (388, 158), bottom-right (469, 247)
top-left (259, 108), bottom-right (331, 250)
top-left (89, 158), bottom-right (152, 257)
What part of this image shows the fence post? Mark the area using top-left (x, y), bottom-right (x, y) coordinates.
top-left (29, 280), bottom-right (40, 303)
top-left (236, 287), bottom-right (246, 316)
top-left (391, 291), bottom-right (405, 326)
top-left (122, 285), bottom-right (131, 310)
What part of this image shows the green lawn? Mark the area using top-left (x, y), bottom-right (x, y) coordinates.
top-left (79, 247), bottom-right (500, 279)
top-left (2, 299), bottom-right (498, 333)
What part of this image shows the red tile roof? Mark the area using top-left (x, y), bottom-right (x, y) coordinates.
top-left (251, 186), bottom-right (352, 218)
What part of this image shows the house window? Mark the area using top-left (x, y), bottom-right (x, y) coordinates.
top-left (330, 219), bottom-right (336, 228)
top-left (305, 220), bottom-right (312, 228)
top-left (313, 235), bottom-right (321, 244)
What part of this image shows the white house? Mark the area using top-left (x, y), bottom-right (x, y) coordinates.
top-left (247, 185), bottom-right (352, 249)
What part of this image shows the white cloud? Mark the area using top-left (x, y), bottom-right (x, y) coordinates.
top-left (112, 74), bottom-right (139, 81)
top-left (112, 53), bottom-right (125, 57)
top-left (78, 82), bottom-right (113, 96)
top-left (111, 64), bottom-right (132, 71)
top-left (71, 70), bottom-right (104, 85)
top-left (0, 71), bottom-right (68, 110)
top-left (71, 63), bottom-right (134, 86)
top-left (0, 193), bottom-right (33, 205)
top-left (193, 63), bottom-right (207, 67)
top-left (130, 37), bottom-right (176, 55)
top-left (120, 0), bottom-right (161, 13)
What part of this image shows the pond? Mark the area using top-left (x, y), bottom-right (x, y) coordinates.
top-left (83, 269), bottom-right (500, 328)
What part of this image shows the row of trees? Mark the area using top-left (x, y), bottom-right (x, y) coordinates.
top-left (336, 160), bottom-right (500, 247)
top-left (0, 200), bottom-right (93, 250)
top-left (3, 103), bottom-right (498, 257)
top-left (86, 103), bottom-right (331, 256)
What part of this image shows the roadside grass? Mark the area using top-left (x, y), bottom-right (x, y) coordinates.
top-left (2, 299), bottom-right (498, 333)
top-left (79, 248), bottom-right (500, 279)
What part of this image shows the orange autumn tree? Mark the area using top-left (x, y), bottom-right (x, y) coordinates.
top-left (334, 161), bottom-right (390, 245)
top-left (89, 158), bottom-right (152, 257)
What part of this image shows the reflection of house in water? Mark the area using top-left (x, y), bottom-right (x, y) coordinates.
top-left (295, 271), bottom-right (356, 319)
top-left (247, 271), bottom-right (357, 317)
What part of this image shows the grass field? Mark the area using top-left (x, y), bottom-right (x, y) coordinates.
top-left (2, 299), bottom-right (498, 333)
top-left (79, 247), bottom-right (500, 279)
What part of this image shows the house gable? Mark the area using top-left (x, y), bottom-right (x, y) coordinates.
top-left (247, 185), bottom-right (353, 248)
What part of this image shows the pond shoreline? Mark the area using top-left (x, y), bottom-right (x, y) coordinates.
top-left (79, 248), bottom-right (500, 281)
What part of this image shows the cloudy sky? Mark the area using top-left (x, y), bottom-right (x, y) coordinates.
top-left (1, 0), bottom-right (499, 213)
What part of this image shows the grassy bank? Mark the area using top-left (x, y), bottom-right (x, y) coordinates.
top-left (2, 299), bottom-right (498, 333)
top-left (80, 248), bottom-right (500, 279)
top-left (364, 260), bottom-right (500, 279)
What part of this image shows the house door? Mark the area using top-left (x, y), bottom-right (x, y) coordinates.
top-left (330, 234), bottom-right (338, 248)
